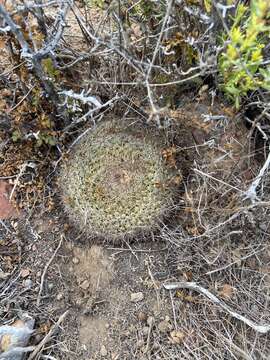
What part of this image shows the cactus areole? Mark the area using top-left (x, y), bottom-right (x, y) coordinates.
top-left (60, 121), bottom-right (177, 240)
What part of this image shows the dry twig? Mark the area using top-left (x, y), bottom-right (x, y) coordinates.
top-left (164, 281), bottom-right (270, 334)
top-left (36, 236), bottom-right (63, 306)
top-left (28, 310), bottom-right (69, 360)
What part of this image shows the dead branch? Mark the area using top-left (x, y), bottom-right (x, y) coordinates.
top-left (164, 281), bottom-right (270, 334)
top-left (28, 310), bottom-right (69, 360)
top-left (244, 147), bottom-right (270, 203)
top-left (36, 236), bottom-right (63, 306)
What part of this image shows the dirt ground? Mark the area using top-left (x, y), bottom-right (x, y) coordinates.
top-left (2, 97), bottom-right (270, 359)
top-left (1, 2), bottom-right (270, 360)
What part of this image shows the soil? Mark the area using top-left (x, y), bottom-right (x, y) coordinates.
top-left (3, 97), bottom-right (269, 359)
top-left (1, 2), bottom-right (270, 360)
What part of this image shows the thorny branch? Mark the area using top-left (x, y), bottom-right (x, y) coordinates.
top-left (28, 310), bottom-right (69, 360)
top-left (0, 1), bottom-right (72, 118)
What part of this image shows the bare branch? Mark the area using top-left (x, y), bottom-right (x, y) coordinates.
top-left (164, 281), bottom-right (270, 334)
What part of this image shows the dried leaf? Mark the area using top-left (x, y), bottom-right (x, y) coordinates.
top-left (20, 268), bottom-right (30, 278)
top-left (219, 284), bottom-right (234, 299)
top-left (176, 290), bottom-right (196, 302)
top-left (169, 330), bottom-right (186, 344)
top-left (0, 180), bottom-right (20, 220)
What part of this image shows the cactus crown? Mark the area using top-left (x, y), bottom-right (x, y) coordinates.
top-left (60, 120), bottom-right (177, 240)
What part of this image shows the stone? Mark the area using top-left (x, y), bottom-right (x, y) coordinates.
top-left (72, 257), bottom-right (79, 264)
top-left (23, 279), bottom-right (33, 289)
top-left (0, 180), bottom-right (20, 219)
top-left (130, 292), bottom-right (144, 303)
top-left (80, 279), bottom-right (90, 290)
top-left (158, 320), bottom-right (172, 333)
top-left (170, 330), bottom-right (185, 344)
top-left (137, 311), bottom-right (147, 322)
top-left (100, 345), bottom-right (107, 357)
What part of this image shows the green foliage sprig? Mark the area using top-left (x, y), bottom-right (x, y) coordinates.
top-left (219, 0), bottom-right (270, 108)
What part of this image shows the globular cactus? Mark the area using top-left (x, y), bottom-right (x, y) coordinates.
top-left (59, 120), bottom-right (178, 241)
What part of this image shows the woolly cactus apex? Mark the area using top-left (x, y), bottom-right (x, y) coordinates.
top-left (59, 120), bottom-right (178, 241)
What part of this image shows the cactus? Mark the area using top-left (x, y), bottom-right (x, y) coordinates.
top-left (59, 120), bottom-right (178, 241)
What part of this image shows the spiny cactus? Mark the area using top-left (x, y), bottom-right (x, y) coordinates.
top-left (59, 120), bottom-right (178, 241)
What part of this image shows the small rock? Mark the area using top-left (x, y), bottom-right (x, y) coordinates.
top-left (2, 89), bottom-right (12, 97)
top-left (147, 316), bottom-right (155, 327)
top-left (76, 298), bottom-right (83, 306)
top-left (170, 330), bottom-right (185, 344)
top-left (137, 339), bottom-right (144, 348)
top-left (142, 326), bottom-right (149, 336)
top-left (23, 279), bottom-right (32, 289)
top-left (137, 312), bottom-right (147, 322)
top-left (100, 345), bottom-right (107, 356)
top-left (80, 279), bottom-right (90, 290)
top-left (56, 293), bottom-right (63, 301)
top-left (11, 221), bottom-right (18, 229)
top-left (0, 271), bottom-right (10, 280)
top-left (0, 180), bottom-right (20, 220)
top-left (123, 330), bottom-right (130, 337)
top-left (128, 324), bottom-right (136, 333)
top-left (31, 244), bottom-right (37, 251)
top-left (72, 257), bottom-right (79, 264)
top-left (130, 292), bottom-right (144, 303)
top-left (20, 268), bottom-right (30, 278)
top-left (48, 283), bottom-right (54, 290)
top-left (259, 223), bottom-right (269, 232)
top-left (158, 320), bottom-right (172, 333)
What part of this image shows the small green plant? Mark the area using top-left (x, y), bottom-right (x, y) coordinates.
top-left (85, 0), bottom-right (104, 9)
top-left (59, 120), bottom-right (178, 241)
top-left (219, 0), bottom-right (270, 108)
top-left (11, 129), bottom-right (22, 142)
top-left (41, 58), bottom-right (60, 81)
top-left (36, 132), bottom-right (57, 147)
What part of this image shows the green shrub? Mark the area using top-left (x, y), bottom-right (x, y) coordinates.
top-left (59, 120), bottom-right (178, 241)
top-left (219, 0), bottom-right (270, 108)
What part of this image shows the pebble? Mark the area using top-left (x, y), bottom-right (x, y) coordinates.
top-left (72, 257), bottom-right (79, 264)
top-left (56, 293), bottom-right (63, 301)
top-left (48, 283), bottom-right (54, 290)
top-left (137, 312), bottom-right (147, 322)
top-left (147, 316), bottom-right (154, 327)
top-left (80, 279), bottom-right (90, 290)
top-left (137, 339), bottom-right (144, 348)
top-left (170, 330), bottom-right (185, 344)
top-left (130, 292), bottom-right (144, 303)
top-left (158, 320), bottom-right (172, 333)
top-left (0, 271), bottom-right (10, 280)
top-left (142, 326), bottom-right (149, 336)
top-left (20, 268), bottom-right (30, 278)
top-left (24, 279), bottom-right (33, 289)
top-left (100, 345), bottom-right (107, 357)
